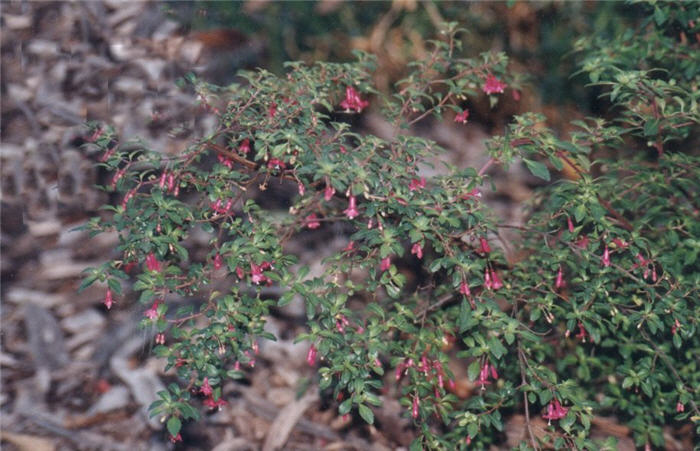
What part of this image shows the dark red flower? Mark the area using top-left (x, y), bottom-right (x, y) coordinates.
top-left (408, 177), bottom-right (426, 191)
top-left (380, 257), bottom-right (391, 272)
top-left (306, 344), bottom-right (317, 366)
top-left (482, 74), bottom-right (507, 95)
top-left (238, 138), bottom-right (251, 154)
top-left (542, 398), bottom-right (569, 423)
top-left (340, 86), bottom-right (369, 113)
top-left (145, 253), bottom-right (162, 272)
top-left (454, 109), bottom-right (469, 124)
top-left (479, 237), bottom-right (491, 254)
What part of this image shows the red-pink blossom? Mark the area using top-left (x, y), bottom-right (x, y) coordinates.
top-left (567, 216), bottom-right (575, 233)
top-left (239, 138), bottom-right (251, 154)
top-left (380, 257), bottom-right (391, 272)
top-left (155, 333), bottom-right (165, 345)
top-left (344, 196), bottom-right (359, 219)
top-left (213, 253), bottom-right (223, 270)
top-left (542, 398), bottom-right (569, 423)
top-left (408, 177), bottom-right (426, 191)
top-left (411, 243), bottom-right (423, 259)
top-left (459, 281), bottom-right (471, 297)
top-left (676, 401), bottom-right (685, 413)
top-left (575, 321), bottom-right (588, 342)
top-left (144, 300), bottom-right (160, 320)
top-left (306, 213), bottom-right (321, 229)
top-left (343, 241), bottom-right (355, 252)
top-left (104, 289), bottom-right (114, 310)
top-left (324, 185), bottom-right (335, 201)
top-left (268, 102), bottom-right (277, 118)
top-left (203, 396), bottom-right (228, 410)
top-left (479, 237), bottom-right (491, 254)
top-left (477, 361), bottom-right (498, 389)
top-left (412, 395), bottom-right (420, 419)
top-left (306, 344), bottom-right (317, 366)
top-left (484, 268), bottom-right (503, 290)
top-left (297, 183), bottom-right (305, 196)
top-left (482, 74), bottom-right (507, 95)
top-left (555, 265), bottom-right (564, 289)
top-left (169, 433), bottom-right (182, 443)
top-left (340, 86), bottom-right (369, 113)
top-left (145, 253), bottom-right (162, 272)
top-left (217, 154), bottom-right (234, 169)
top-left (602, 244), bottom-right (611, 267)
top-left (575, 235), bottom-right (589, 249)
top-left (267, 158), bottom-right (285, 171)
top-left (454, 109), bottom-right (469, 124)
top-left (250, 263), bottom-right (268, 285)
top-left (612, 238), bottom-right (629, 249)
top-left (200, 378), bottom-right (213, 396)
top-left (512, 89), bottom-right (521, 101)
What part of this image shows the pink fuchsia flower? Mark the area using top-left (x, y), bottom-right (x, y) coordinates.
top-left (555, 265), bottom-right (565, 290)
top-left (676, 401), bottom-right (685, 413)
top-left (542, 398), bottom-right (569, 424)
top-left (459, 281), bottom-right (471, 297)
top-left (567, 216), bottom-right (575, 233)
top-left (238, 138), bottom-right (251, 154)
top-left (412, 395), bottom-right (420, 419)
top-left (305, 213), bottom-right (321, 229)
top-left (408, 177), bottom-right (426, 191)
top-left (340, 86), bottom-right (369, 113)
top-left (602, 244), bottom-right (611, 267)
top-left (344, 196), bottom-right (359, 219)
top-left (343, 241), bottom-right (355, 253)
top-left (213, 253), bottom-right (223, 270)
top-left (250, 263), bottom-right (267, 285)
top-left (297, 183), bottom-right (305, 196)
top-left (267, 158), bottom-right (285, 171)
top-left (200, 378), bottom-right (213, 396)
top-left (155, 333), bottom-right (165, 345)
top-left (482, 74), bottom-right (507, 95)
top-left (454, 109), bottom-right (469, 124)
top-left (575, 321), bottom-right (588, 342)
top-left (477, 361), bottom-right (498, 389)
top-left (411, 243), bottom-right (423, 259)
top-left (203, 396), bottom-right (228, 410)
top-left (512, 89), bottom-right (521, 101)
top-left (145, 253), bottom-right (162, 272)
top-left (144, 300), bottom-right (160, 320)
top-left (217, 154), bottom-right (234, 169)
top-left (169, 433), bottom-right (182, 443)
top-left (484, 268), bottom-right (503, 290)
top-left (479, 237), bottom-right (491, 254)
top-left (306, 344), bottom-right (317, 366)
top-left (268, 102), bottom-right (277, 118)
top-left (324, 185), bottom-right (335, 201)
top-left (104, 289), bottom-right (114, 310)
top-left (380, 257), bottom-right (392, 272)
top-left (575, 235), bottom-right (589, 249)
top-left (612, 238), bottom-right (629, 249)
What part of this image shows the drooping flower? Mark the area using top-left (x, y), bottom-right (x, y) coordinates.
top-left (267, 158), bottom-right (285, 171)
top-left (200, 377), bottom-right (213, 396)
top-left (489, 269), bottom-right (503, 290)
top-left (340, 86), bottom-right (369, 113)
top-left (412, 395), bottom-right (420, 419)
top-left (555, 265), bottom-right (564, 289)
top-left (575, 321), bottom-right (588, 342)
top-left (145, 253), bottom-right (162, 272)
top-left (268, 102), bottom-right (277, 118)
top-left (512, 89), bottom-right (521, 101)
top-left (602, 244), bottom-right (611, 267)
top-left (380, 257), bottom-right (392, 272)
top-left (612, 237), bottom-right (629, 249)
top-left (459, 281), bottom-right (471, 297)
top-left (676, 401), bottom-right (685, 413)
top-left (203, 396), bottom-right (228, 410)
top-left (213, 253), bottom-right (223, 270)
top-left (542, 398), bottom-right (569, 423)
top-left (155, 333), bottom-right (165, 345)
top-left (343, 241), bottom-right (355, 253)
top-left (575, 235), bottom-right (589, 249)
top-left (306, 344), bottom-right (317, 366)
top-left (238, 138), bottom-right (251, 154)
top-left (454, 109), bottom-right (469, 124)
top-left (411, 243), bottom-right (423, 259)
top-left (477, 361), bottom-right (498, 389)
top-left (144, 300), bottom-right (160, 320)
top-left (217, 154), bottom-right (234, 169)
top-left (482, 74), bottom-right (507, 95)
top-left (408, 177), bottom-right (426, 191)
top-left (169, 433), bottom-right (182, 443)
top-left (297, 183), bottom-right (305, 196)
top-left (104, 289), bottom-right (114, 310)
top-left (567, 216), bottom-right (575, 233)
top-left (343, 196), bottom-right (359, 219)
top-left (324, 185), bottom-right (335, 201)
top-left (306, 213), bottom-right (321, 229)
top-left (479, 237), bottom-right (491, 254)
top-left (250, 263), bottom-right (267, 285)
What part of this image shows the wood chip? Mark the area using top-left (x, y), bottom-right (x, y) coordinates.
top-left (262, 391), bottom-right (320, 451)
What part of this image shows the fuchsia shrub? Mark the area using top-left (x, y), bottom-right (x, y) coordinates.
top-left (82, 5), bottom-right (699, 449)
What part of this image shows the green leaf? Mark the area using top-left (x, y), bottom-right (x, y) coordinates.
top-left (166, 416), bottom-right (181, 437)
top-left (524, 159), bottom-right (550, 181)
top-left (358, 404), bottom-right (374, 424)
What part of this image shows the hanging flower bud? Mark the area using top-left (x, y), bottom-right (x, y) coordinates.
top-left (200, 378), bottom-right (213, 396)
top-left (239, 138), bottom-right (251, 154)
top-left (479, 237), bottom-right (491, 254)
top-left (344, 196), bottom-right (359, 219)
top-left (567, 216), bottom-right (575, 233)
top-left (297, 183), bottom-right (305, 196)
top-left (482, 74), bottom-right (507, 94)
top-left (412, 395), bottom-right (420, 419)
top-left (555, 265), bottom-right (564, 289)
top-left (676, 402), bottom-right (685, 413)
top-left (380, 257), bottom-right (391, 272)
top-left (343, 241), bottom-right (355, 253)
top-left (459, 281), bottom-right (471, 297)
top-left (145, 253), bottom-right (162, 272)
top-left (454, 109), bottom-right (469, 124)
top-left (484, 268), bottom-right (493, 290)
top-left (408, 177), bottom-right (426, 191)
top-left (324, 185), bottom-right (335, 201)
top-left (602, 244), bottom-right (611, 267)
top-left (104, 288), bottom-right (114, 310)
top-left (306, 344), bottom-right (317, 366)
top-left (213, 253), bottom-right (223, 270)
top-left (411, 243), bottom-right (423, 259)
top-left (305, 213), bottom-right (321, 229)
top-left (155, 333), bottom-right (165, 345)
